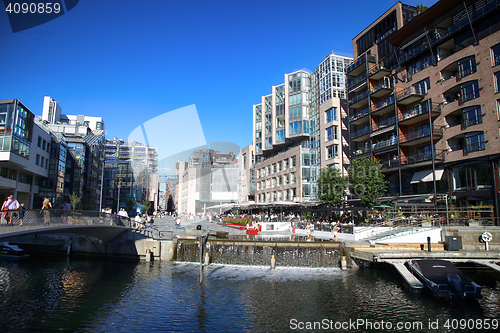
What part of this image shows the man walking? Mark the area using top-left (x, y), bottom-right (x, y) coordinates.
top-left (3, 195), bottom-right (19, 225)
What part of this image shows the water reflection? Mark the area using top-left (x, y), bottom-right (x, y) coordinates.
top-left (0, 259), bottom-right (498, 332)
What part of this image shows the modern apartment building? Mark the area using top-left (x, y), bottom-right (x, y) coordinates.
top-left (177, 149), bottom-right (238, 214)
top-left (103, 138), bottom-right (159, 212)
top-left (0, 99), bottom-right (50, 208)
top-left (347, 0), bottom-right (500, 218)
top-left (252, 54), bottom-right (352, 204)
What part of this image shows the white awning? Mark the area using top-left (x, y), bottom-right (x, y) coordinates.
top-left (410, 169), bottom-right (444, 184)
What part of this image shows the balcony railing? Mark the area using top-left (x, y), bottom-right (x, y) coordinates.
top-left (372, 137), bottom-right (397, 151)
top-left (370, 81), bottom-right (392, 95)
top-left (458, 90), bottom-right (480, 105)
top-left (352, 146), bottom-right (371, 157)
top-left (347, 72), bottom-right (367, 90)
top-left (348, 90), bottom-right (368, 106)
top-left (350, 127), bottom-right (370, 139)
top-left (399, 101), bottom-right (440, 122)
top-left (456, 66), bottom-right (477, 81)
top-left (372, 96), bottom-right (395, 112)
top-left (464, 141), bottom-right (486, 155)
top-left (396, 86), bottom-right (426, 102)
top-left (461, 115), bottom-right (483, 129)
top-left (349, 108), bottom-right (369, 122)
top-left (346, 54), bottom-right (376, 74)
top-left (401, 128), bottom-right (443, 143)
top-left (403, 151), bottom-right (445, 165)
top-left (373, 117), bottom-right (396, 131)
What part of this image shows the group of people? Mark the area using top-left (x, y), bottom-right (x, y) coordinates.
top-left (1, 195), bottom-right (24, 226)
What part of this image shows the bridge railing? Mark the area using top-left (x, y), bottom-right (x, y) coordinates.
top-left (0, 209), bottom-right (133, 235)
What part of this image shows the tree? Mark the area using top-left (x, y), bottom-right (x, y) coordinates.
top-left (317, 166), bottom-right (346, 207)
top-left (348, 158), bottom-right (387, 208)
top-left (416, 4), bottom-right (429, 13)
top-left (141, 199), bottom-right (152, 215)
top-left (69, 192), bottom-right (81, 210)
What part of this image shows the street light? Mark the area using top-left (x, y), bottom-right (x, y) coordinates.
top-left (117, 179), bottom-right (122, 214)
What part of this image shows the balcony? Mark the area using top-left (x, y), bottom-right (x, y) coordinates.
top-left (464, 140), bottom-right (486, 155)
top-left (350, 127), bottom-right (370, 142)
top-left (400, 128), bottom-right (443, 146)
top-left (458, 90), bottom-right (480, 106)
top-left (371, 96), bottom-right (395, 116)
top-left (372, 137), bottom-right (397, 152)
top-left (346, 54), bottom-right (376, 76)
top-left (349, 108), bottom-right (369, 125)
top-left (399, 102), bottom-right (441, 125)
top-left (369, 63), bottom-right (391, 80)
top-left (372, 116), bottom-right (396, 132)
top-left (347, 72), bottom-right (367, 93)
top-left (348, 90), bottom-right (369, 108)
top-left (461, 115), bottom-right (483, 130)
top-left (396, 86), bottom-right (425, 105)
top-left (352, 146), bottom-right (371, 158)
top-left (381, 159), bottom-right (399, 170)
top-left (370, 81), bottom-right (392, 98)
top-left (402, 151), bottom-right (445, 166)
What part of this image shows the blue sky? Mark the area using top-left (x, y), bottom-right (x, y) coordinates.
top-left (0, 0), bottom-right (433, 153)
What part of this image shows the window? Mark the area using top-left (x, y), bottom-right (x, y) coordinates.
top-left (272, 177), bottom-right (276, 188)
top-left (460, 80), bottom-right (480, 104)
top-left (326, 107), bottom-right (337, 123)
top-left (464, 132), bottom-right (485, 154)
top-left (457, 56), bottom-right (477, 80)
top-left (326, 126), bottom-right (338, 141)
top-left (284, 174), bottom-right (289, 185)
top-left (289, 121), bottom-right (302, 135)
top-left (265, 137), bottom-right (272, 149)
top-left (327, 145), bottom-right (339, 159)
top-left (291, 172), bottom-right (296, 184)
top-left (37, 136), bottom-right (41, 147)
top-left (273, 163), bottom-right (277, 173)
top-left (42, 139), bottom-right (46, 151)
top-left (289, 107), bottom-right (302, 120)
top-left (413, 77), bottom-right (430, 95)
top-left (492, 43), bottom-right (500, 66)
top-left (276, 130), bottom-right (285, 142)
top-left (462, 106), bottom-right (482, 129)
top-left (36, 154), bottom-right (40, 166)
top-left (291, 156), bottom-right (296, 168)
top-left (495, 72), bottom-right (500, 93)
top-left (497, 99), bottom-right (500, 119)
top-left (278, 175), bottom-right (282, 186)
top-left (278, 161), bottom-right (282, 172)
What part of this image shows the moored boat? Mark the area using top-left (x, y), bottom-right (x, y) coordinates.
top-left (408, 259), bottom-right (482, 300)
top-left (0, 242), bottom-right (30, 259)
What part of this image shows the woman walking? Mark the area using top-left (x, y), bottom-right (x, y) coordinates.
top-left (41, 197), bottom-right (52, 225)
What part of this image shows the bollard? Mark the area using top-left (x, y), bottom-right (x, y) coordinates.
top-left (270, 254), bottom-right (276, 269)
top-left (204, 252), bottom-right (210, 266)
top-left (427, 237), bottom-right (431, 252)
top-left (146, 249), bottom-right (153, 262)
top-left (341, 256), bottom-right (347, 271)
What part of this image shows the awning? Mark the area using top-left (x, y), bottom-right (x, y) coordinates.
top-left (410, 169), bottom-right (444, 184)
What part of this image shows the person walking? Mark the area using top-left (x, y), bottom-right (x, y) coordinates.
top-left (3, 195), bottom-right (19, 225)
top-left (176, 215), bottom-right (181, 229)
top-left (41, 197), bottom-right (52, 225)
top-left (18, 203), bottom-right (26, 226)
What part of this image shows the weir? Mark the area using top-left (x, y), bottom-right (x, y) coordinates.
top-left (176, 238), bottom-right (343, 267)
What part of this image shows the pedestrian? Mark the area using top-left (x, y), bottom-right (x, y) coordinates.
top-left (3, 195), bottom-right (19, 225)
top-left (41, 197), bottom-right (52, 225)
top-left (18, 203), bottom-right (26, 226)
top-left (332, 220), bottom-right (340, 242)
top-left (134, 214), bottom-right (142, 230)
top-left (176, 216), bottom-right (181, 229)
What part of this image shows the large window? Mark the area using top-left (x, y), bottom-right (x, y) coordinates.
top-left (289, 121), bottom-right (302, 135)
top-left (460, 80), bottom-right (480, 104)
top-left (327, 145), bottom-right (339, 159)
top-left (326, 126), bottom-right (338, 141)
top-left (464, 132), bottom-right (485, 154)
top-left (452, 163), bottom-right (492, 191)
top-left (276, 130), bottom-right (285, 143)
top-left (326, 107), bottom-right (337, 123)
top-left (413, 77), bottom-right (430, 95)
top-left (462, 106), bottom-right (482, 129)
top-left (495, 72), bottom-right (500, 93)
top-left (457, 56), bottom-right (477, 80)
top-left (492, 43), bottom-right (500, 66)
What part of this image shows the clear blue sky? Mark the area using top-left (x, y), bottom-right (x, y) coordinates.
top-left (0, 0), bottom-right (433, 153)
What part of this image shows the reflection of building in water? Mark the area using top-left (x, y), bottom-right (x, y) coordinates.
top-left (177, 149), bottom-right (238, 214)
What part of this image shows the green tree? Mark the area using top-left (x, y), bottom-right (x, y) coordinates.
top-left (69, 192), bottom-right (81, 210)
top-left (416, 4), bottom-right (429, 13)
top-left (141, 199), bottom-right (152, 215)
top-left (126, 199), bottom-right (136, 214)
top-left (317, 166), bottom-right (346, 207)
top-left (348, 158), bottom-right (387, 208)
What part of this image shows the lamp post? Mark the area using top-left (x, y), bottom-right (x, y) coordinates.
top-left (116, 179), bottom-right (121, 214)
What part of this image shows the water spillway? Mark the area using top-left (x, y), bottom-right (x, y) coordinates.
top-left (175, 237), bottom-right (342, 267)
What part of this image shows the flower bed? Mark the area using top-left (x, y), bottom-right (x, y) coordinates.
top-left (223, 218), bottom-right (253, 226)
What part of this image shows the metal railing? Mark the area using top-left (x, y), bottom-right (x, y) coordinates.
top-left (0, 209), bottom-right (133, 236)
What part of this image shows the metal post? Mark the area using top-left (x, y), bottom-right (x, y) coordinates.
top-left (116, 180), bottom-right (121, 214)
top-left (445, 194), bottom-right (449, 227)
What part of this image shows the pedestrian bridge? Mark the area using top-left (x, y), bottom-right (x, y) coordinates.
top-left (0, 209), bottom-right (134, 242)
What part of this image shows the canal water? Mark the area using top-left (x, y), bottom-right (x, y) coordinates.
top-left (0, 257), bottom-right (499, 332)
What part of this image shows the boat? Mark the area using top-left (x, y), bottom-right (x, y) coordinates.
top-left (408, 259), bottom-right (482, 300)
top-left (0, 242), bottom-right (30, 259)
